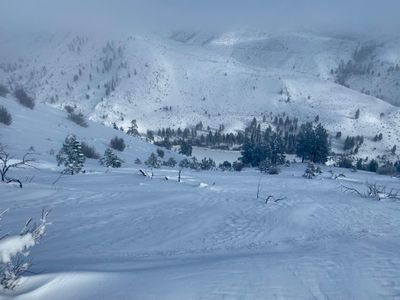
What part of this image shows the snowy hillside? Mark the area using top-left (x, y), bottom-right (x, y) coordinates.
top-left (0, 95), bottom-right (180, 167)
top-left (1, 31), bottom-right (400, 160)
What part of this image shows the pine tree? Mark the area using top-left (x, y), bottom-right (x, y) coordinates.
top-left (296, 122), bottom-right (314, 162)
top-left (312, 124), bottom-right (330, 163)
top-left (56, 135), bottom-right (85, 174)
top-left (127, 120), bottom-right (139, 136)
top-left (100, 148), bottom-right (122, 168)
top-left (145, 153), bottom-right (161, 168)
top-left (265, 133), bottom-right (285, 165)
top-left (179, 141), bottom-right (192, 156)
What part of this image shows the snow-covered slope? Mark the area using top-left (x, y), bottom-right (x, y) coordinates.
top-left (0, 95), bottom-right (179, 167)
top-left (1, 30), bottom-right (400, 159)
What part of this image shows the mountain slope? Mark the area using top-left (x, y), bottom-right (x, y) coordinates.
top-left (0, 31), bottom-right (400, 159)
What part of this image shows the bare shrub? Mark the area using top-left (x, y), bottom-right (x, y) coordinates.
top-left (81, 142), bottom-right (100, 159)
top-left (0, 106), bottom-right (12, 126)
top-left (110, 136), bottom-right (125, 152)
top-left (14, 88), bottom-right (35, 109)
top-left (67, 112), bottom-right (88, 128)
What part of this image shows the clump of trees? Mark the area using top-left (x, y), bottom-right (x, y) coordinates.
top-left (56, 135), bottom-right (85, 175)
top-left (14, 88), bottom-right (35, 109)
top-left (296, 123), bottom-right (330, 164)
top-left (0, 106), bottom-right (12, 125)
top-left (110, 136), bottom-right (126, 152)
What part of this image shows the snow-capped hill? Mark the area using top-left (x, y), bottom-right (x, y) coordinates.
top-left (0, 30), bottom-right (400, 159)
top-left (0, 95), bottom-right (178, 168)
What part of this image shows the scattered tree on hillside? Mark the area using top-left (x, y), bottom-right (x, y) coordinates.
top-left (179, 141), bottom-right (192, 156)
top-left (56, 135), bottom-right (85, 175)
top-left (145, 153), bottom-right (161, 168)
top-left (126, 120), bottom-right (139, 136)
top-left (100, 148), bottom-right (122, 168)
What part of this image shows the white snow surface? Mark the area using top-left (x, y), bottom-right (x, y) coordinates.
top-left (0, 96), bottom-right (400, 299)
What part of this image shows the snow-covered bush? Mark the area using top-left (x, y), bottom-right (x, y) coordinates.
top-left (303, 163), bottom-right (322, 179)
top-left (134, 158), bottom-right (142, 165)
top-left (0, 106), bottom-right (12, 126)
top-left (0, 209), bottom-right (50, 290)
top-left (100, 148), bottom-right (122, 168)
top-left (56, 135), bottom-right (85, 175)
top-left (110, 136), bottom-right (126, 152)
top-left (14, 88), bottom-right (35, 110)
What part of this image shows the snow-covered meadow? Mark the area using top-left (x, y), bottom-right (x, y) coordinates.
top-left (1, 161), bottom-right (400, 299)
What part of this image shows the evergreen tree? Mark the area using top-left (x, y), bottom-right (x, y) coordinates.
top-left (265, 133), bottom-right (286, 165)
top-left (100, 148), bottom-right (122, 168)
top-left (145, 153), bottom-right (161, 168)
top-left (127, 120), bottom-right (139, 136)
top-left (311, 124), bottom-right (330, 163)
top-left (56, 135), bottom-right (85, 174)
top-left (179, 141), bottom-right (192, 156)
top-left (296, 122), bottom-right (314, 162)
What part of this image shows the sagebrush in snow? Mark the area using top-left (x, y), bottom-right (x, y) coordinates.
top-left (0, 209), bottom-right (51, 290)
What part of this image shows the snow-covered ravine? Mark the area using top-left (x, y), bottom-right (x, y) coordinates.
top-left (1, 163), bottom-right (400, 299)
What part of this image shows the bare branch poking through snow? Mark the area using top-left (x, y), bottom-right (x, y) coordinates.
top-left (342, 182), bottom-right (400, 201)
top-left (0, 209), bottom-right (51, 290)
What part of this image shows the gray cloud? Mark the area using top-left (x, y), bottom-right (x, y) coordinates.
top-left (0, 0), bottom-right (399, 34)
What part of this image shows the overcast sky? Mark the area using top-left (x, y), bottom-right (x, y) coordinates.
top-left (0, 0), bottom-right (399, 34)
